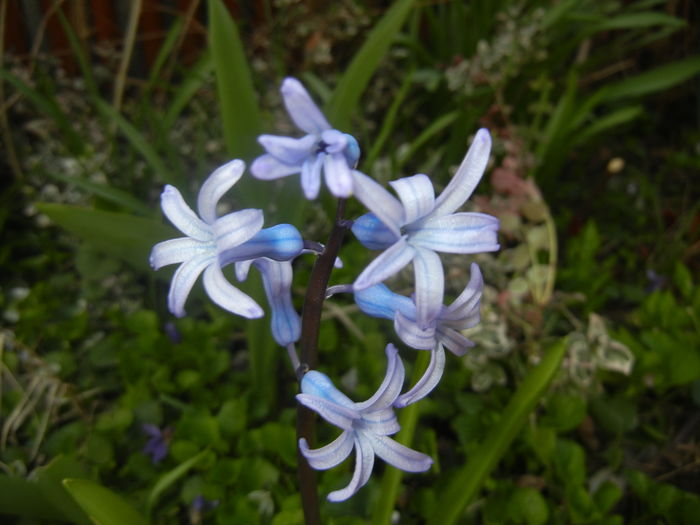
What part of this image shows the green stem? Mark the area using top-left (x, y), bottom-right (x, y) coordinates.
top-left (371, 349), bottom-right (431, 524)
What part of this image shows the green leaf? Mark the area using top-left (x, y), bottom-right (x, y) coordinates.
top-left (326, 0), bottom-right (417, 130)
top-left (36, 203), bottom-right (173, 271)
top-left (163, 52), bottom-right (214, 130)
top-left (0, 475), bottom-right (63, 520)
top-left (429, 339), bottom-right (567, 525)
top-left (602, 56), bottom-right (700, 101)
top-left (34, 456), bottom-right (92, 525)
top-left (147, 450), bottom-right (207, 515)
top-left (589, 12), bottom-right (684, 31)
top-left (93, 99), bottom-right (175, 185)
top-left (45, 172), bottom-right (153, 216)
top-left (63, 479), bottom-right (149, 525)
top-left (572, 106), bottom-right (644, 146)
top-left (207, 0), bottom-right (262, 158)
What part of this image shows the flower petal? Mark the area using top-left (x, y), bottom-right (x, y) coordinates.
top-left (410, 212), bottom-right (500, 254)
top-left (353, 237), bottom-right (416, 291)
top-left (320, 129), bottom-right (348, 153)
top-left (197, 159), bottom-right (245, 223)
top-left (281, 77), bottom-right (331, 134)
top-left (389, 174), bottom-right (435, 225)
top-left (324, 152), bottom-right (353, 198)
top-left (395, 344), bottom-right (445, 408)
top-left (355, 344), bottom-right (404, 412)
top-left (234, 259), bottom-right (253, 281)
top-left (150, 237), bottom-right (210, 269)
top-left (359, 409), bottom-right (400, 436)
top-left (167, 253), bottom-right (214, 317)
top-left (258, 134), bottom-right (317, 165)
top-left (354, 283), bottom-right (415, 321)
top-left (254, 259), bottom-right (300, 346)
top-left (299, 433), bottom-right (354, 471)
top-left (212, 208), bottom-right (264, 252)
top-left (413, 247), bottom-right (444, 329)
top-left (250, 154), bottom-right (301, 180)
top-left (364, 433), bottom-right (432, 473)
top-left (351, 170), bottom-right (404, 237)
top-left (394, 310), bottom-right (436, 350)
top-left (327, 435), bottom-right (375, 502)
top-left (436, 326), bottom-right (474, 356)
top-left (443, 262), bottom-right (483, 320)
top-left (220, 224), bottom-right (303, 265)
top-left (429, 128), bottom-right (492, 218)
top-left (351, 213), bottom-right (398, 250)
top-left (161, 185), bottom-right (210, 240)
top-left (296, 393), bottom-right (358, 430)
top-left (301, 155), bottom-right (323, 199)
top-left (202, 265), bottom-right (263, 318)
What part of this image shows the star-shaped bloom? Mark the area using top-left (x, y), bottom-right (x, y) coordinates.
top-left (150, 159), bottom-right (303, 318)
top-left (235, 257), bottom-right (300, 347)
top-left (351, 129), bottom-right (499, 329)
top-left (250, 78), bottom-right (360, 199)
top-left (297, 344), bottom-right (432, 502)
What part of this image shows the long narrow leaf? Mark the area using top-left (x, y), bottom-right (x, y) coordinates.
top-left (208, 0), bottom-right (262, 158)
top-left (572, 106), bottom-right (644, 146)
top-left (163, 52), bottom-right (214, 129)
top-left (94, 98), bottom-right (175, 185)
top-left (147, 450), bottom-right (207, 514)
top-left (325, 0), bottom-right (417, 130)
top-left (37, 203), bottom-right (173, 271)
top-left (602, 56), bottom-right (700, 102)
top-left (429, 340), bottom-right (567, 525)
top-left (63, 479), bottom-right (149, 525)
top-left (589, 12), bottom-right (684, 32)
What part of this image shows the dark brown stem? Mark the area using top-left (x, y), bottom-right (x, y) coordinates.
top-left (296, 199), bottom-right (348, 525)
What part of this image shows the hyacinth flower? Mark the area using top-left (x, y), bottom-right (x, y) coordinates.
top-left (150, 159), bottom-right (303, 318)
top-left (235, 258), bottom-right (300, 347)
top-left (297, 344), bottom-right (432, 501)
top-left (351, 129), bottom-right (499, 329)
top-left (250, 78), bottom-right (360, 199)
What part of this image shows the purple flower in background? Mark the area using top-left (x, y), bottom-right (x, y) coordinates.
top-left (251, 78), bottom-right (360, 199)
top-left (142, 424), bottom-right (171, 464)
top-left (150, 159), bottom-right (303, 318)
top-left (297, 344), bottom-right (432, 501)
top-left (351, 129), bottom-right (499, 329)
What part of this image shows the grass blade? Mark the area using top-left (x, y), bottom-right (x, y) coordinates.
top-left (207, 0), bottom-right (262, 158)
top-left (602, 56), bottom-right (700, 101)
top-left (325, 0), bottom-right (417, 130)
top-left (429, 339), bottom-right (567, 525)
top-left (147, 450), bottom-right (207, 515)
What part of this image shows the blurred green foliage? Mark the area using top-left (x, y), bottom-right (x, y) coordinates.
top-left (1, 0), bottom-right (699, 523)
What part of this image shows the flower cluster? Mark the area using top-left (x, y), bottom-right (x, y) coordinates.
top-left (151, 78), bottom-right (499, 502)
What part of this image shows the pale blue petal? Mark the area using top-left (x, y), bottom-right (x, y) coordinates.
top-left (150, 237), bottom-right (210, 269)
top-left (395, 344), bottom-right (445, 408)
top-left (281, 77), bottom-right (331, 134)
top-left (299, 433), bottom-right (354, 470)
top-left (301, 155), bottom-right (323, 199)
top-left (443, 262), bottom-right (483, 320)
top-left (389, 174), bottom-right (435, 224)
top-left (354, 283), bottom-right (415, 321)
top-left (324, 152), bottom-right (353, 198)
top-left (212, 208), bottom-right (264, 252)
top-left (327, 435), bottom-right (375, 502)
top-left (436, 326), bottom-right (474, 356)
top-left (364, 433), bottom-right (432, 473)
top-left (254, 259), bottom-right (300, 346)
top-left (161, 185), bottom-right (210, 240)
top-left (429, 128), bottom-right (492, 218)
top-left (351, 213), bottom-right (398, 250)
top-left (353, 238), bottom-right (416, 291)
top-left (234, 259), bottom-right (253, 281)
top-left (300, 371), bottom-right (355, 409)
top-left (320, 129), bottom-right (348, 153)
top-left (202, 264), bottom-right (263, 318)
top-left (394, 310), bottom-right (436, 350)
top-left (413, 247), bottom-right (444, 329)
top-left (250, 154), bottom-right (301, 180)
top-left (167, 253), bottom-right (214, 317)
top-left (410, 212), bottom-right (499, 254)
top-left (197, 159), bottom-right (245, 223)
top-left (343, 134), bottom-right (360, 167)
top-left (355, 344), bottom-right (404, 412)
top-left (220, 224), bottom-right (303, 265)
top-left (351, 170), bottom-right (404, 237)
top-left (258, 134), bottom-right (317, 164)
top-left (296, 394), bottom-right (358, 430)
top-left (359, 409), bottom-right (400, 436)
